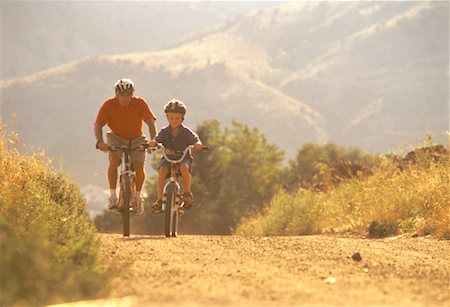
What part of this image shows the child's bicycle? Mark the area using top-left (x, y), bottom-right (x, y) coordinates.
top-left (107, 141), bottom-right (148, 237)
top-left (150, 144), bottom-right (208, 237)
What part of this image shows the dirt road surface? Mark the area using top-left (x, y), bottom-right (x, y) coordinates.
top-left (97, 233), bottom-right (449, 307)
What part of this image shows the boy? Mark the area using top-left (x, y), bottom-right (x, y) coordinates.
top-left (148, 99), bottom-right (203, 213)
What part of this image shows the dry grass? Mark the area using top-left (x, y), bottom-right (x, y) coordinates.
top-left (0, 126), bottom-right (110, 306)
top-left (236, 153), bottom-right (450, 238)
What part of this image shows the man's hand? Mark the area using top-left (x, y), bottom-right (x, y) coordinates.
top-left (97, 141), bottom-right (109, 152)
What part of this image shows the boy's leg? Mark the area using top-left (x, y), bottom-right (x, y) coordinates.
top-left (152, 166), bottom-right (168, 213)
top-left (180, 162), bottom-right (193, 208)
top-left (180, 163), bottom-right (191, 193)
top-left (157, 166), bottom-right (169, 200)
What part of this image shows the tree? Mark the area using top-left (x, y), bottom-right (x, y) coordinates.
top-left (179, 120), bottom-right (225, 234)
top-left (283, 143), bottom-right (381, 191)
top-left (216, 120), bottom-right (285, 232)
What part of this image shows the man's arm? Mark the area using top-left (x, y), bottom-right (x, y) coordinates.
top-left (145, 118), bottom-right (157, 139)
top-left (94, 123), bottom-right (104, 143)
top-left (94, 123), bottom-right (108, 151)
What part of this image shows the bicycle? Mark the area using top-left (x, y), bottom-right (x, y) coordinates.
top-left (149, 144), bottom-right (208, 237)
top-left (101, 137), bottom-right (148, 237)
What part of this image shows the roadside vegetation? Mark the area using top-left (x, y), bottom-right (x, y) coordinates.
top-left (0, 127), bottom-right (109, 306)
top-left (236, 144), bottom-right (449, 238)
top-left (95, 119), bottom-right (449, 239)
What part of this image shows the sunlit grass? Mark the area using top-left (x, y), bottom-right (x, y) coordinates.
top-left (236, 153), bottom-right (449, 238)
top-left (0, 125), bottom-right (111, 306)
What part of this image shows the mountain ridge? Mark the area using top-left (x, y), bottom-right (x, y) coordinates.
top-left (1, 1), bottom-right (448, 192)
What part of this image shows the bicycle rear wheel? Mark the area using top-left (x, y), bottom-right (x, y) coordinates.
top-left (122, 175), bottom-right (131, 237)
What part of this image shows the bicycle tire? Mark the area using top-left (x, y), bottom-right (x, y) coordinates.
top-left (122, 175), bottom-right (131, 237)
top-left (171, 191), bottom-right (180, 237)
top-left (164, 184), bottom-right (176, 237)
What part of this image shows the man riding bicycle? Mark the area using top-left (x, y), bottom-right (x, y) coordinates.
top-left (94, 78), bottom-right (157, 215)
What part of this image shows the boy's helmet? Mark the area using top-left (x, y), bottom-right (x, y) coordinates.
top-left (115, 78), bottom-right (135, 94)
top-left (164, 99), bottom-right (187, 115)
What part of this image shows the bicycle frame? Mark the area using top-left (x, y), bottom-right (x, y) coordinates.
top-left (161, 146), bottom-right (194, 211)
top-left (109, 142), bottom-right (147, 237)
top-left (151, 145), bottom-right (194, 237)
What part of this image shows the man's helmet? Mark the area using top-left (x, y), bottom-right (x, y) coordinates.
top-left (164, 99), bottom-right (187, 115)
top-left (115, 78), bottom-right (135, 95)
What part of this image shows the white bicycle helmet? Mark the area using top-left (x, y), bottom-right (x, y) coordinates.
top-left (115, 78), bottom-right (135, 95)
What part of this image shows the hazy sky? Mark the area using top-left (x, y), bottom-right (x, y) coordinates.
top-left (0, 1), bottom-right (283, 79)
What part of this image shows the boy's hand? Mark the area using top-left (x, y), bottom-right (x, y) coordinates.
top-left (147, 140), bottom-right (158, 154)
top-left (194, 142), bottom-right (203, 151)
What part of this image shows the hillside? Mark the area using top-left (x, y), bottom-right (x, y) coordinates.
top-left (1, 1), bottom-right (448, 215)
top-left (0, 1), bottom-right (279, 79)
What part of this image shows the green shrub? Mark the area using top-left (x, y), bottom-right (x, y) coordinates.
top-left (368, 220), bottom-right (398, 238)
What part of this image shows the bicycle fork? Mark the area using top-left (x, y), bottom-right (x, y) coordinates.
top-left (119, 171), bottom-right (136, 211)
top-left (162, 179), bottom-right (183, 212)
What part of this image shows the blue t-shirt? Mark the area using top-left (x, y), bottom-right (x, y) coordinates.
top-left (154, 125), bottom-right (199, 153)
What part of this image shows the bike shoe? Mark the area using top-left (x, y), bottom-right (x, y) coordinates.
top-left (152, 199), bottom-right (163, 214)
top-left (182, 192), bottom-right (194, 209)
top-left (108, 196), bottom-right (119, 210)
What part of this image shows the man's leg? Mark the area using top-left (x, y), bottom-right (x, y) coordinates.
top-left (108, 156), bottom-right (121, 189)
top-left (108, 155), bottom-right (121, 209)
top-left (132, 161), bottom-right (145, 192)
top-left (131, 161), bottom-right (146, 215)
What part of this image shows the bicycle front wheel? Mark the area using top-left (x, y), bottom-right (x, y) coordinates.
top-left (164, 184), bottom-right (178, 237)
top-left (122, 175), bottom-right (131, 237)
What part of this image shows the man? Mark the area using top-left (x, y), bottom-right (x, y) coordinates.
top-left (94, 78), bottom-right (157, 215)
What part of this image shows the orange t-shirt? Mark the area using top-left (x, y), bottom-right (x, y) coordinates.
top-left (95, 96), bottom-right (157, 139)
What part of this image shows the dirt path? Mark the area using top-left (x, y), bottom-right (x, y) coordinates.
top-left (97, 233), bottom-right (449, 307)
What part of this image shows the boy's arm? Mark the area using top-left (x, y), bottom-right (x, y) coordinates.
top-left (193, 139), bottom-right (203, 151)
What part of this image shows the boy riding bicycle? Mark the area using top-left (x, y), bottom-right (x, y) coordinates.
top-left (94, 78), bottom-right (157, 215)
top-left (148, 99), bottom-right (203, 213)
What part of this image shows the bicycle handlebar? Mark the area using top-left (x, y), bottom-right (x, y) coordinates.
top-left (108, 144), bottom-right (148, 153)
top-left (149, 144), bottom-right (208, 164)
